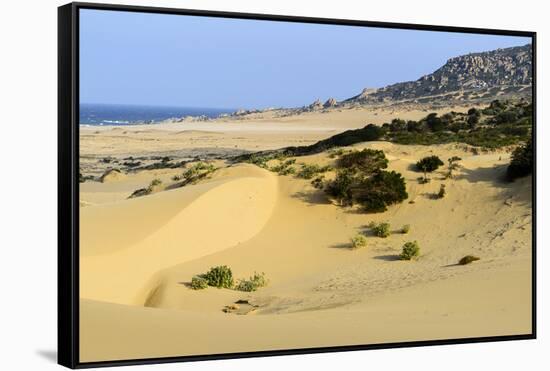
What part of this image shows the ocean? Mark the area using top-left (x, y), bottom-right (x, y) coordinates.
top-left (79, 103), bottom-right (235, 125)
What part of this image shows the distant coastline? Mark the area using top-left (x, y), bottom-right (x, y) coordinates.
top-left (79, 103), bottom-right (236, 126)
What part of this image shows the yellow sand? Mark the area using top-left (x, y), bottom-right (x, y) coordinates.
top-left (79, 108), bottom-right (532, 362)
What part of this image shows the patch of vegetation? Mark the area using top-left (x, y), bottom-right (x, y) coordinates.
top-left (400, 224), bottom-right (410, 234)
top-left (458, 255), bottom-right (480, 265)
top-left (324, 169), bottom-right (355, 206)
top-left (350, 234), bottom-right (367, 249)
top-left (507, 138), bottom-right (533, 180)
top-left (337, 149), bottom-right (388, 174)
top-left (416, 155), bottom-right (444, 183)
top-left (323, 148), bottom-right (407, 213)
top-left (311, 175), bottom-right (325, 189)
top-left (368, 222), bottom-right (391, 238)
top-left (176, 162), bottom-right (217, 186)
top-left (296, 163), bottom-right (332, 179)
top-left (445, 156), bottom-right (462, 179)
top-left (232, 100), bottom-right (532, 165)
top-left (270, 159), bottom-right (296, 175)
top-left (203, 265), bottom-right (234, 289)
top-left (399, 241), bottom-right (420, 260)
top-left (190, 275), bottom-right (209, 290)
top-left (235, 272), bottom-right (269, 292)
top-left (128, 178), bottom-right (163, 199)
top-left (416, 155), bottom-right (444, 173)
top-left (355, 171), bottom-right (408, 213)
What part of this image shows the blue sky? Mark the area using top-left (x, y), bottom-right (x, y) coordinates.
top-left (80, 9), bottom-right (530, 110)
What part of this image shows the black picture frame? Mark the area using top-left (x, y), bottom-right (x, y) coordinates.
top-left (58, 2), bottom-right (537, 369)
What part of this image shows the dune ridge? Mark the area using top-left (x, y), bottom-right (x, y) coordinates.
top-left (80, 164), bottom-right (278, 305)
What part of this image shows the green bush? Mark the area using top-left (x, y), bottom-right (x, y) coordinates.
top-left (399, 241), bottom-right (420, 260)
top-left (458, 255), bottom-right (480, 265)
top-left (150, 178), bottom-right (162, 187)
top-left (416, 156), bottom-right (444, 172)
top-left (311, 176), bottom-right (325, 189)
top-left (507, 138), bottom-right (533, 180)
top-left (178, 162), bottom-right (217, 185)
top-left (446, 156), bottom-right (462, 179)
top-left (401, 224), bottom-right (410, 234)
top-left (270, 159), bottom-right (296, 175)
top-left (296, 163), bottom-right (332, 179)
top-left (370, 222), bottom-right (391, 238)
top-left (190, 275), bottom-right (209, 290)
top-left (337, 149), bottom-right (388, 174)
top-left (355, 171), bottom-right (408, 212)
top-left (350, 234), bottom-right (367, 248)
top-left (324, 169), bottom-right (356, 206)
top-left (203, 265), bottom-right (234, 289)
top-left (235, 272), bottom-right (269, 292)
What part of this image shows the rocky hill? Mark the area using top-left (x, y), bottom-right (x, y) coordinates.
top-left (344, 44), bottom-right (532, 105)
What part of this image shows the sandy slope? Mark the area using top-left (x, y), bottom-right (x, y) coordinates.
top-left (80, 165), bottom-right (278, 305)
top-left (79, 140), bottom-right (532, 362)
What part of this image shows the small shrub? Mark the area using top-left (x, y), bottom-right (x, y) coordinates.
top-left (446, 156), bottom-right (462, 179)
top-left (355, 170), bottom-right (408, 212)
top-left (311, 176), bottom-right (325, 189)
top-left (458, 255), bottom-right (480, 265)
top-left (399, 241), bottom-right (420, 260)
top-left (337, 149), bottom-right (388, 174)
top-left (270, 159), bottom-right (296, 175)
top-left (296, 163), bottom-right (332, 179)
top-left (178, 162), bottom-right (217, 185)
top-left (324, 169), bottom-right (355, 206)
top-left (401, 224), bottom-right (410, 234)
top-left (350, 234), bottom-right (367, 248)
top-left (235, 272), bottom-right (269, 292)
top-left (416, 155), bottom-right (444, 173)
top-left (150, 178), bottom-right (162, 187)
top-left (190, 275), bottom-right (209, 290)
top-left (371, 222), bottom-right (391, 238)
top-left (507, 138), bottom-right (533, 180)
top-left (203, 265), bottom-right (234, 289)
top-left (436, 184), bottom-right (446, 199)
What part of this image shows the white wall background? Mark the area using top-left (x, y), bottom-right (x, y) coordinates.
top-left (0, 0), bottom-right (546, 369)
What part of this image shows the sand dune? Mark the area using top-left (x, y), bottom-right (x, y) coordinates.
top-left (79, 139), bottom-right (531, 362)
top-left (80, 164), bottom-right (278, 305)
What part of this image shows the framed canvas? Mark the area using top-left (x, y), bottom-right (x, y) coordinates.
top-left (58, 2), bottom-right (536, 368)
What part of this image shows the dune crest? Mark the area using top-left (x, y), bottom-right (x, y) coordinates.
top-left (80, 164), bottom-right (278, 305)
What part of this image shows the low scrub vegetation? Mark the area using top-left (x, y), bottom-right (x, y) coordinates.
top-left (324, 149), bottom-right (408, 212)
top-left (128, 178), bottom-right (163, 198)
top-left (445, 156), bottom-right (462, 179)
top-left (191, 266), bottom-right (269, 292)
top-left (400, 224), bottom-right (410, 234)
top-left (507, 138), bottom-right (533, 180)
top-left (337, 149), bottom-right (388, 173)
top-left (399, 241), bottom-right (420, 260)
top-left (235, 272), bottom-right (269, 292)
top-left (176, 162), bottom-right (217, 186)
top-left (296, 163), bottom-right (332, 179)
top-left (368, 222), bottom-right (391, 238)
top-left (458, 255), bottom-right (480, 265)
top-left (203, 265), bottom-right (234, 289)
top-left (350, 234), bottom-right (367, 249)
top-left (270, 159), bottom-right (296, 175)
top-left (190, 275), bottom-right (209, 290)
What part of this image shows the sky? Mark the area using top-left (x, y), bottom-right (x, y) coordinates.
top-left (79, 9), bottom-right (531, 110)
